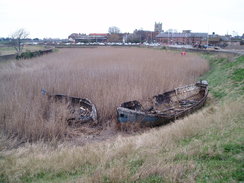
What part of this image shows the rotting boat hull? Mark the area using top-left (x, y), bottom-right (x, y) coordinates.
top-left (117, 80), bottom-right (208, 126)
top-left (42, 90), bottom-right (97, 125)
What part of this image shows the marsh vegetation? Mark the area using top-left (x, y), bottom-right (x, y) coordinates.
top-left (0, 47), bottom-right (208, 142)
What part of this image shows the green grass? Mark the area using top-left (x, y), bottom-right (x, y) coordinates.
top-left (129, 159), bottom-right (144, 175)
top-left (150, 54), bottom-right (244, 183)
top-left (201, 54), bottom-right (244, 99)
top-left (175, 113), bottom-right (244, 183)
top-left (194, 54), bottom-right (244, 182)
top-left (17, 164), bottom-right (95, 183)
top-left (231, 68), bottom-right (244, 82)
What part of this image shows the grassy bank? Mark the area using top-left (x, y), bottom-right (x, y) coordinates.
top-left (201, 53), bottom-right (243, 100)
top-left (0, 53), bottom-right (243, 183)
top-left (0, 45), bottom-right (45, 56)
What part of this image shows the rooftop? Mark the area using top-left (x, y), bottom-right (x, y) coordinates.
top-left (156, 32), bottom-right (208, 38)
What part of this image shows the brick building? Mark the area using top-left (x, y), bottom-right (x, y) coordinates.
top-left (156, 30), bottom-right (208, 45)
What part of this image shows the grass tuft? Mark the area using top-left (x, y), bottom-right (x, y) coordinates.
top-left (231, 68), bottom-right (244, 82)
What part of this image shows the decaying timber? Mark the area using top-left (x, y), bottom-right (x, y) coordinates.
top-left (41, 89), bottom-right (97, 125)
top-left (117, 80), bottom-right (208, 126)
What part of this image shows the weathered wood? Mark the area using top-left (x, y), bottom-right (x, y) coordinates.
top-left (117, 80), bottom-right (208, 126)
top-left (42, 90), bottom-right (97, 126)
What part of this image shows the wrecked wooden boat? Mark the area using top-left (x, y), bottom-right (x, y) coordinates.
top-left (41, 89), bottom-right (97, 125)
top-left (117, 80), bottom-right (208, 126)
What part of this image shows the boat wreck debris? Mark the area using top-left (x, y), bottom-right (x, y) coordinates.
top-left (117, 80), bottom-right (208, 126)
top-left (41, 89), bottom-right (97, 125)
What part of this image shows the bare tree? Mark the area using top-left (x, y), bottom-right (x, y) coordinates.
top-left (108, 26), bottom-right (120, 34)
top-left (108, 34), bottom-right (122, 42)
top-left (11, 29), bottom-right (29, 55)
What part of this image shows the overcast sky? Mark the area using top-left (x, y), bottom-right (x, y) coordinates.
top-left (0, 0), bottom-right (243, 39)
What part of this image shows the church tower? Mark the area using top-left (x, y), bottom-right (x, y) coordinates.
top-left (154, 22), bottom-right (162, 32)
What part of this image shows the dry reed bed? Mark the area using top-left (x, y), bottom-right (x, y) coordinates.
top-left (0, 47), bottom-right (209, 141)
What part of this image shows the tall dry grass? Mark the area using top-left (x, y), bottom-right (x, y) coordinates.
top-left (1, 99), bottom-right (242, 182)
top-left (0, 47), bottom-right (209, 141)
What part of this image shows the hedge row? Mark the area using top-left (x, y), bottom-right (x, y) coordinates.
top-left (16, 49), bottom-right (53, 59)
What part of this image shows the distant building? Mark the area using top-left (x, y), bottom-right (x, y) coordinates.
top-left (156, 30), bottom-right (208, 45)
top-left (208, 33), bottom-right (240, 47)
top-left (68, 33), bottom-right (108, 43)
top-left (68, 33), bottom-right (86, 42)
top-left (89, 33), bottom-right (108, 42)
top-left (182, 30), bottom-right (191, 33)
top-left (127, 29), bottom-right (159, 43)
top-left (154, 22), bottom-right (163, 32)
top-left (127, 22), bottom-right (163, 43)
